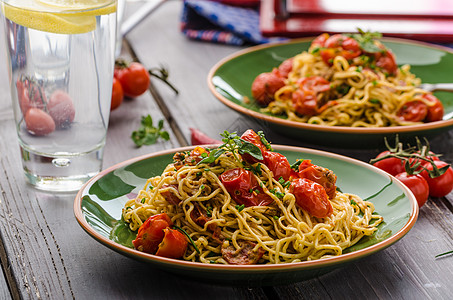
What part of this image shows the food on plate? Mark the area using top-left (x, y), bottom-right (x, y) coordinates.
top-left (123, 129), bottom-right (383, 264)
top-left (370, 137), bottom-right (453, 206)
top-left (251, 30), bottom-right (444, 127)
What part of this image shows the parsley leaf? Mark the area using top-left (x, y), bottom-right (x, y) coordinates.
top-left (131, 115), bottom-right (170, 147)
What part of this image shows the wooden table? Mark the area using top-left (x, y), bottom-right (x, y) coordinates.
top-left (1, 1), bottom-right (453, 299)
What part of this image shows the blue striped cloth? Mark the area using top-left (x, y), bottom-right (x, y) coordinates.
top-left (180, 0), bottom-right (286, 45)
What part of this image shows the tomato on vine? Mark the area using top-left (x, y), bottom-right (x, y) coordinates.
top-left (111, 77), bottom-right (124, 111)
top-left (370, 136), bottom-right (453, 207)
top-left (114, 60), bottom-right (150, 98)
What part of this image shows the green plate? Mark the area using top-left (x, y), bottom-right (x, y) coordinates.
top-left (74, 145), bottom-right (418, 286)
top-left (207, 38), bottom-right (453, 148)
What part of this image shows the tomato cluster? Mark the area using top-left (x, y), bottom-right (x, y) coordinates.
top-left (220, 130), bottom-right (336, 218)
top-left (110, 60), bottom-right (150, 111)
top-left (372, 144), bottom-right (453, 208)
top-left (17, 76), bottom-right (75, 136)
top-left (133, 213), bottom-right (188, 258)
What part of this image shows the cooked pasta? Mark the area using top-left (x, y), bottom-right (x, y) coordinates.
top-left (122, 130), bottom-right (383, 264)
top-left (252, 31), bottom-right (444, 127)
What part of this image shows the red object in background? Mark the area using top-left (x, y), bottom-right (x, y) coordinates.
top-left (260, 0), bottom-right (453, 42)
top-left (217, 0), bottom-right (259, 7)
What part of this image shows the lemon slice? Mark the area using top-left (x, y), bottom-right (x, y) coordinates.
top-left (1, 0), bottom-right (116, 34)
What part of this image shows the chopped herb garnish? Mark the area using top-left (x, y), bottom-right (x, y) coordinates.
top-left (273, 215), bottom-right (279, 220)
top-left (141, 198), bottom-right (146, 204)
top-left (350, 199), bottom-right (358, 205)
top-left (369, 98), bottom-right (380, 104)
top-left (173, 225), bottom-right (200, 254)
top-left (206, 205), bottom-right (212, 217)
top-left (236, 204), bottom-right (245, 212)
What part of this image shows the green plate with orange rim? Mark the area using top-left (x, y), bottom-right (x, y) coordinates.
top-left (207, 37), bottom-right (453, 148)
top-left (74, 145), bottom-right (418, 286)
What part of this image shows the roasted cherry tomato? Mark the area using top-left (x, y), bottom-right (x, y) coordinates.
top-left (289, 178), bottom-right (333, 218)
top-left (263, 151), bottom-right (291, 181)
top-left (115, 61), bottom-right (150, 98)
top-left (374, 49), bottom-right (398, 75)
top-left (47, 90), bottom-right (75, 129)
top-left (220, 168), bottom-right (273, 207)
top-left (132, 213), bottom-right (172, 254)
top-left (420, 160), bottom-right (453, 197)
top-left (111, 77), bottom-right (124, 111)
top-left (24, 108), bottom-right (55, 136)
top-left (155, 228), bottom-right (188, 259)
top-left (310, 33), bottom-right (329, 48)
top-left (291, 89), bottom-right (317, 116)
top-left (298, 160), bottom-right (337, 199)
top-left (320, 34), bottom-right (362, 64)
top-left (395, 173), bottom-right (429, 208)
top-left (372, 150), bottom-right (405, 176)
top-left (240, 129), bottom-right (267, 163)
top-left (423, 94), bottom-right (444, 122)
top-left (277, 58), bottom-right (293, 78)
top-left (397, 100), bottom-right (428, 122)
top-left (251, 71), bottom-right (285, 106)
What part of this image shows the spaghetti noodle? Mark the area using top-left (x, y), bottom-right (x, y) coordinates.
top-left (122, 130), bottom-right (383, 264)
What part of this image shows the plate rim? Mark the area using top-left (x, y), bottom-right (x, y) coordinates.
top-left (207, 36), bottom-right (453, 135)
top-left (74, 145), bottom-right (419, 273)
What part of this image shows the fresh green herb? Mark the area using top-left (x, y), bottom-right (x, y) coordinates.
top-left (435, 250), bottom-right (453, 258)
top-left (131, 115), bottom-right (170, 147)
top-left (148, 65), bottom-right (179, 94)
top-left (372, 80), bottom-right (378, 86)
top-left (310, 47), bottom-right (321, 54)
top-left (290, 159), bottom-right (302, 171)
top-left (196, 171), bottom-right (202, 177)
top-left (236, 204), bottom-right (245, 212)
top-left (206, 205), bottom-right (212, 217)
top-left (200, 184), bottom-right (205, 190)
top-left (141, 198), bottom-right (146, 204)
top-left (197, 130), bottom-right (263, 166)
top-left (173, 225), bottom-right (200, 254)
top-left (278, 177), bottom-right (291, 188)
top-left (350, 199), bottom-right (358, 205)
top-left (346, 29), bottom-right (383, 53)
top-left (369, 98), bottom-right (380, 104)
top-left (201, 152), bottom-right (208, 158)
top-left (204, 168), bottom-right (211, 172)
top-left (273, 215), bottom-right (279, 220)
top-left (257, 131), bottom-right (273, 151)
top-left (270, 189), bottom-right (285, 199)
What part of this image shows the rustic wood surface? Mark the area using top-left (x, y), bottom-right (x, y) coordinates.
top-left (0, 0), bottom-right (453, 299)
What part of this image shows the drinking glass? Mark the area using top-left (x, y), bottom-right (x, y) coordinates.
top-left (0, 0), bottom-right (117, 191)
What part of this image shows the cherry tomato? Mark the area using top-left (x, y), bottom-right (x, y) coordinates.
top-left (289, 178), bottom-right (333, 218)
top-left (47, 90), bottom-right (75, 129)
top-left (310, 33), bottom-right (329, 48)
top-left (110, 77), bottom-right (124, 111)
top-left (372, 150), bottom-right (405, 176)
top-left (155, 228), bottom-right (188, 259)
top-left (420, 160), bottom-right (453, 197)
top-left (397, 100), bottom-right (428, 122)
top-left (298, 160), bottom-right (337, 199)
top-left (298, 76), bottom-right (331, 93)
top-left (277, 58), bottom-right (293, 78)
top-left (320, 34), bottom-right (362, 64)
top-left (251, 71), bottom-right (285, 106)
top-left (115, 62), bottom-right (150, 98)
top-left (132, 213), bottom-right (172, 254)
top-left (263, 151), bottom-right (291, 181)
top-left (220, 168), bottom-right (273, 207)
top-left (24, 108), bottom-right (55, 136)
top-left (374, 49), bottom-right (398, 75)
top-left (423, 94), bottom-right (444, 122)
top-left (240, 129), bottom-right (266, 163)
top-left (291, 89), bottom-right (317, 116)
top-left (395, 172), bottom-right (429, 208)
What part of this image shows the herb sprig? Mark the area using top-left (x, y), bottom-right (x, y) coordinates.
top-left (131, 115), bottom-right (170, 147)
top-left (345, 29), bottom-right (383, 53)
top-left (197, 130), bottom-right (262, 167)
